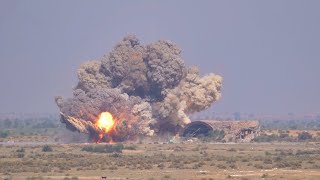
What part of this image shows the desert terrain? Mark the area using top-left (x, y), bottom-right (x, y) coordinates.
top-left (1, 138), bottom-right (320, 180)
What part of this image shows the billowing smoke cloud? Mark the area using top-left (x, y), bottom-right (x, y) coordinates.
top-left (55, 35), bottom-right (222, 142)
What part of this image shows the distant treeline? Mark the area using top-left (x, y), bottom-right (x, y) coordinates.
top-left (0, 117), bottom-right (60, 129)
top-left (2, 116), bottom-right (320, 130)
top-left (253, 131), bottom-right (317, 142)
top-left (0, 117), bottom-right (63, 138)
top-left (260, 118), bottom-right (320, 130)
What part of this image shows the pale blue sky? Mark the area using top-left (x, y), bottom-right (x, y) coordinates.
top-left (0, 0), bottom-right (319, 114)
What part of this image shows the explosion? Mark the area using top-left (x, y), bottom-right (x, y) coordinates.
top-left (95, 112), bottom-right (116, 143)
top-left (55, 35), bottom-right (222, 142)
top-left (96, 112), bottom-right (115, 134)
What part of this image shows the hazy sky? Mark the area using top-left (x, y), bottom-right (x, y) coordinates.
top-left (0, 0), bottom-right (319, 114)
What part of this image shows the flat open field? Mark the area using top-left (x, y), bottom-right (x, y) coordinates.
top-left (1, 142), bottom-right (320, 180)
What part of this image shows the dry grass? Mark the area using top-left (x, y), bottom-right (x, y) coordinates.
top-left (0, 141), bottom-right (320, 179)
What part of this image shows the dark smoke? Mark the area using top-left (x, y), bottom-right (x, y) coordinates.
top-left (55, 35), bottom-right (222, 141)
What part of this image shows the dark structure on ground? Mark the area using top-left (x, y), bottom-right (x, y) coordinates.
top-left (181, 120), bottom-right (260, 142)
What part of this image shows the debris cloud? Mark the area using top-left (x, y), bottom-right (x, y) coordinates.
top-left (55, 35), bottom-right (222, 142)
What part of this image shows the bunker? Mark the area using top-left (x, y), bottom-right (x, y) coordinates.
top-left (181, 120), bottom-right (260, 142)
top-left (182, 121), bottom-right (214, 137)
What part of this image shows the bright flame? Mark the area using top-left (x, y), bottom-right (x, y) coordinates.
top-left (96, 112), bottom-right (115, 133)
top-left (96, 134), bottom-right (103, 144)
top-left (108, 138), bottom-right (114, 144)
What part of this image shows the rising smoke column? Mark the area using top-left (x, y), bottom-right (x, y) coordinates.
top-left (55, 35), bottom-right (222, 141)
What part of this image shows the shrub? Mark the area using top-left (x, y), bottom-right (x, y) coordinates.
top-left (17, 153), bottom-right (25, 158)
top-left (265, 151), bottom-right (271, 156)
top-left (110, 153), bottom-right (122, 158)
top-left (241, 158), bottom-right (249, 162)
top-left (263, 158), bottom-right (272, 164)
top-left (81, 146), bottom-right (93, 152)
top-left (296, 150), bottom-right (320, 155)
top-left (0, 130), bottom-right (9, 138)
top-left (124, 144), bottom-right (137, 150)
top-left (192, 163), bottom-right (200, 169)
top-left (158, 163), bottom-right (165, 169)
top-left (42, 145), bottom-right (53, 152)
top-left (229, 164), bottom-right (237, 169)
top-left (41, 167), bottom-right (51, 173)
top-left (163, 175), bottom-right (171, 179)
top-left (16, 147), bottom-right (25, 153)
top-left (109, 166), bottom-right (118, 170)
top-left (93, 145), bottom-right (106, 153)
top-left (253, 134), bottom-right (278, 142)
top-left (106, 143), bottom-right (123, 153)
top-left (81, 144), bottom-right (124, 153)
top-left (254, 164), bottom-right (263, 169)
top-left (228, 148), bottom-right (236, 152)
top-left (279, 133), bottom-right (289, 138)
top-left (298, 132), bottom-right (312, 141)
top-left (217, 164), bottom-right (227, 169)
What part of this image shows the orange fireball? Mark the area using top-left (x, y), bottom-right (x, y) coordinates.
top-left (96, 112), bottom-right (115, 133)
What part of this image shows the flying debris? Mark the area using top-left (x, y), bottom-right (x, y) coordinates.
top-left (55, 35), bottom-right (223, 142)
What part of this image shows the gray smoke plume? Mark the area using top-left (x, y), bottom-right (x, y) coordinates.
top-left (55, 35), bottom-right (222, 142)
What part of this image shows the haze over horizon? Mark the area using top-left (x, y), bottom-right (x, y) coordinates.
top-left (0, 0), bottom-right (319, 114)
